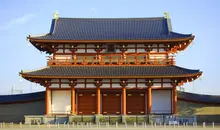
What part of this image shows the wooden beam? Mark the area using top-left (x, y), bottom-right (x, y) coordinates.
top-left (122, 86), bottom-right (126, 115)
top-left (96, 86), bottom-right (101, 115)
top-left (173, 85), bottom-right (177, 114)
top-left (71, 87), bottom-right (76, 115)
top-left (45, 87), bottom-right (50, 115)
top-left (147, 86), bottom-right (152, 114)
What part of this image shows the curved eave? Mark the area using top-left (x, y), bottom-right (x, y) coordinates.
top-left (28, 36), bottom-right (195, 43)
top-left (20, 71), bottom-right (202, 79)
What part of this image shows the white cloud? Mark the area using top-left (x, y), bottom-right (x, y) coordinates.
top-left (0, 14), bottom-right (36, 30)
top-left (91, 8), bottom-right (98, 13)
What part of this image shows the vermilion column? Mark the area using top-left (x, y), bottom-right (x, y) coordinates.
top-left (122, 86), bottom-right (126, 115)
top-left (173, 85), bottom-right (177, 114)
top-left (71, 87), bottom-right (76, 115)
top-left (147, 86), bottom-right (152, 114)
top-left (96, 87), bottom-right (101, 114)
top-left (45, 87), bottom-right (50, 115)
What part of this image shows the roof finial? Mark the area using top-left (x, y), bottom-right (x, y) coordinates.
top-left (164, 12), bottom-right (170, 19)
top-left (54, 11), bottom-right (59, 20)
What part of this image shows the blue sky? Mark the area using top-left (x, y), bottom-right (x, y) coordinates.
top-left (0, 0), bottom-right (219, 95)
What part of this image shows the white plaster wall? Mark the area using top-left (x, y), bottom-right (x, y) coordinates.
top-left (86, 84), bottom-right (96, 88)
top-left (51, 90), bottom-right (71, 114)
top-left (64, 49), bottom-right (71, 53)
top-left (55, 55), bottom-right (72, 60)
top-left (77, 49), bottom-right (85, 53)
top-left (101, 84), bottom-right (110, 88)
top-left (163, 79), bottom-right (171, 82)
top-left (87, 49), bottom-right (96, 53)
top-left (103, 79), bottom-right (110, 82)
top-left (75, 84), bottom-right (85, 88)
top-left (56, 49), bottom-right (63, 53)
top-left (163, 83), bottom-right (173, 88)
top-left (152, 83), bottom-right (162, 88)
top-left (126, 84), bottom-right (136, 89)
top-left (137, 83), bottom-right (147, 88)
top-left (51, 79), bottom-right (59, 82)
top-left (149, 54), bottom-right (166, 59)
top-left (137, 49), bottom-right (146, 52)
top-left (127, 49), bottom-right (135, 53)
top-left (61, 84), bottom-right (70, 88)
top-left (50, 84), bottom-right (59, 88)
top-left (112, 84), bottom-right (121, 88)
top-left (152, 90), bottom-right (171, 114)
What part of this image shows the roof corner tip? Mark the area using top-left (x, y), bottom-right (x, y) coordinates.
top-left (53, 11), bottom-right (59, 20)
top-left (164, 12), bottom-right (172, 33)
top-left (164, 12), bottom-right (170, 19)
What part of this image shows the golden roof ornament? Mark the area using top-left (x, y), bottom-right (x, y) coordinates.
top-left (164, 12), bottom-right (170, 19)
top-left (54, 11), bottom-right (59, 20)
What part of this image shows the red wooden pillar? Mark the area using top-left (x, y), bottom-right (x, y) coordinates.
top-left (147, 86), bottom-right (152, 114)
top-left (96, 86), bottom-right (101, 115)
top-left (173, 85), bottom-right (177, 114)
top-left (45, 87), bottom-right (50, 115)
top-left (122, 86), bottom-right (126, 115)
top-left (71, 87), bottom-right (76, 115)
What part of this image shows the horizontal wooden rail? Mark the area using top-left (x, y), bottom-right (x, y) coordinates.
top-left (47, 55), bottom-right (175, 66)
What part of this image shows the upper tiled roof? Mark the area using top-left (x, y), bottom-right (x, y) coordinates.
top-left (21, 66), bottom-right (201, 78)
top-left (29, 17), bottom-right (192, 41)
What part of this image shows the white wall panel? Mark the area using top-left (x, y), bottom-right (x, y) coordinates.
top-left (152, 83), bottom-right (161, 88)
top-left (103, 79), bottom-right (110, 82)
top-left (163, 83), bottom-right (173, 88)
top-left (101, 84), bottom-right (110, 88)
top-left (77, 49), bottom-right (85, 53)
top-left (77, 79), bottom-right (85, 82)
top-left (87, 49), bottom-right (96, 53)
top-left (152, 90), bottom-right (171, 114)
top-left (126, 84), bottom-right (136, 89)
top-left (87, 79), bottom-right (94, 82)
top-left (137, 83), bottom-right (147, 88)
top-left (51, 90), bottom-right (71, 114)
top-left (163, 79), bottom-right (171, 82)
top-left (50, 84), bottom-right (59, 88)
top-left (138, 79), bottom-right (146, 82)
top-left (112, 84), bottom-right (121, 88)
top-left (64, 49), bottom-right (71, 53)
top-left (75, 84), bottom-right (85, 88)
top-left (51, 79), bottom-right (59, 82)
top-left (137, 49), bottom-right (146, 52)
top-left (137, 44), bottom-right (145, 47)
top-left (61, 84), bottom-right (70, 88)
top-left (112, 79), bottom-right (120, 82)
top-left (56, 49), bottom-right (63, 53)
top-left (86, 84), bottom-right (96, 88)
top-left (127, 49), bottom-right (135, 53)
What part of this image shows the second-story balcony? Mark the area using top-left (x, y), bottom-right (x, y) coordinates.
top-left (47, 54), bottom-right (175, 66)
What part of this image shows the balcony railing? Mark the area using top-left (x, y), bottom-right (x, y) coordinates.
top-left (47, 55), bottom-right (175, 66)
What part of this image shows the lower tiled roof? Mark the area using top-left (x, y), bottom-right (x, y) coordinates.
top-left (21, 66), bottom-right (201, 78)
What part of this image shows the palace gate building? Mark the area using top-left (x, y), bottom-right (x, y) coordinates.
top-left (20, 13), bottom-right (202, 117)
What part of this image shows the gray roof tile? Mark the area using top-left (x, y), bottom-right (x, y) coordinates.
top-left (30, 17), bottom-right (192, 41)
top-left (22, 66), bottom-right (201, 77)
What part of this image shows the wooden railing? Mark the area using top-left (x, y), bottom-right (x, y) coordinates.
top-left (47, 55), bottom-right (175, 66)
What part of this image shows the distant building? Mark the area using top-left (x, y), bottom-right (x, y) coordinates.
top-left (20, 13), bottom-right (202, 116)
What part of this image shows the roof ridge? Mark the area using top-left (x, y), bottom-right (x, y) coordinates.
top-left (56, 17), bottom-right (165, 20)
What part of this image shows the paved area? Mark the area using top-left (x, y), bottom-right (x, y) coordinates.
top-left (0, 124), bottom-right (220, 130)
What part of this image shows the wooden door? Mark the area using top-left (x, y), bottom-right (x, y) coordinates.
top-left (127, 91), bottom-right (145, 115)
top-left (77, 92), bottom-right (96, 115)
top-left (102, 93), bottom-right (121, 115)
